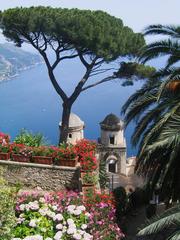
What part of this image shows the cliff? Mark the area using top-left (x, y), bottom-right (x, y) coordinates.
top-left (0, 43), bottom-right (41, 81)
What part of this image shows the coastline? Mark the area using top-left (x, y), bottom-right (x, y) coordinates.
top-left (0, 61), bottom-right (43, 83)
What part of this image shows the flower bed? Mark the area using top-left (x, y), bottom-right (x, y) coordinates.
top-left (11, 191), bottom-right (124, 240)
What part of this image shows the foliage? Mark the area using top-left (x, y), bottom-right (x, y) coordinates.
top-left (75, 139), bottom-right (97, 157)
top-left (55, 145), bottom-right (77, 162)
top-left (11, 143), bottom-right (33, 158)
top-left (32, 146), bottom-right (58, 157)
top-left (80, 151), bottom-right (97, 172)
top-left (0, 167), bottom-right (17, 240)
top-left (99, 160), bottom-right (109, 189)
top-left (0, 132), bottom-right (10, 144)
top-left (12, 191), bottom-right (124, 240)
top-left (14, 130), bottom-right (47, 147)
top-left (122, 24), bottom-right (180, 201)
top-left (115, 61), bottom-right (156, 86)
top-left (137, 204), bottom-right (180, 240)
top-left (81, 172), bottom-right (97, 185)
top-left (0, 144), bottom-right (11, 153)
top-left (75, 140), bottom-right (98, 172)
top-left (0, 132), bottom-right (11, 153)
top-left (0, 7), bottom-right (145, 143)
top-left (113, 186), bottom-right (127, 221)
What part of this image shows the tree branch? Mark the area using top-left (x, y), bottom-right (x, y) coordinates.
top-left (77, 50), bottom-right (90, 68)
top-left (82, 75), bottom-right (116, 91)
top-left (24, 33), bottom-right (68, 101)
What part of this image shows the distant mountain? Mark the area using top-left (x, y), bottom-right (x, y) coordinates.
top-left (0, 43), bottom-right (41, 81)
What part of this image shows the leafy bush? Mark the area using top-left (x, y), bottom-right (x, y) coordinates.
top-left (113, 186), bottom-right (127, 221)
top-left (0, 168), bottom-right (17, 240)
top-left (99, 160), bottom-right (109, 189)
top-left (14, 129), bottom-right (47, 147)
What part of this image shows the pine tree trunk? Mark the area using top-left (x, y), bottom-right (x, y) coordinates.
top-left (59, 102), bottom-right (72, 144)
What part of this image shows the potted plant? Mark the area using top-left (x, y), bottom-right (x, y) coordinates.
top-left (75, 139), bottom-right (97, 162)
top-left (81, 172), bottom-right (97, 186)
top-left (11, 143), bottom-right (32, 163)
top-left (0, 144), bottom-right (11, 160)
top-left (55, 145), bottom-right (78, 167)
top-left (32, 146), bottom-right (56, 165)
top-left (82, 186), bottom-right (95, 201)
top-left (0, 132), bottom-right (11, 160)
top-left (80, 151), bottom-right (97, 172)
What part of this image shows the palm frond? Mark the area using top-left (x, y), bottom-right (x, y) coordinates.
top-left (143, 25), bottom-right (180, 39)
top-left (137, 205), bottom-right (180, 238)
top-left (139, 40), bottom-right (180, 63)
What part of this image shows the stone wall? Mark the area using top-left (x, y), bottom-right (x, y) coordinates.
top-left (0, 160), bottom-right (80, 191)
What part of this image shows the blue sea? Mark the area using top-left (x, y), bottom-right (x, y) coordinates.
top-left (0, 59), bottom-right (143, 157)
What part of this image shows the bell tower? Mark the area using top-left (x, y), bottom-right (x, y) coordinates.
top-left (99, 113), bottom-right (127, 175)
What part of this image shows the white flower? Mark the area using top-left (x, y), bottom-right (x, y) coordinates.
top-left (73, 233), bottom-right (82, 240)
top-left (67, 205), bottom-right (76, 211)
top-left (52, 205), bottom-right (58, 211)
top-left (81, 224), bottom-right (87, 230)
top-left (78, 230), bottom-right (85, 235)
top-left (39, 207), bottom-right (49, 216)
top-left (73, 209), bottom-right (81, 216)
top-left (45, 238), bottom-right (53, 240)
top-left (76, 205), bottom-right (86, 211)
top-left (29, 219), bottom-right (37, 227)
top-left (67, 218), bottom-right (74, 225)
top-left (67, 226), bottom-right (76, 235)
top-left (62, 226), bottom-right (67, 233)
top-left (29, 201), bottom-right (39, 210)
top-left (54, 231), bottom-right (62, 240)
top-left (40, 227), bottom-right (47, 232)
top-left (56, 223), bottom-right (63, 230)
top-left (47, 210), bottom-right (56, 218)
top-left (24, 235), bottom-right (43, 240)
top-left (53, 213), bottom-right (64, 221)
top-left (19, 204), bottom-right (25, 211)
top-left (39, 197), bottom-right (46, 203)
top-left (16, 217), bottom-right (25, 224)
top-left (11, 238), bottom-right (22, 240)
top-left (84, 233), bottom-right (93, 240)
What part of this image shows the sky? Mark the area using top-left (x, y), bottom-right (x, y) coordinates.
top-left (0, 0), bottom-right (179, 33)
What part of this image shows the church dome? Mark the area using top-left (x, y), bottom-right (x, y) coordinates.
top-left (69, 113), bottom-right (84, 128)
top-left (59, 113), bottom-right (84, 129)
top-left (100, 113), bottom-right (123, 130)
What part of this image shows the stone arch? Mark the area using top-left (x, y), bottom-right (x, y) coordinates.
top-left (106, 155), bottom-right (118, 173)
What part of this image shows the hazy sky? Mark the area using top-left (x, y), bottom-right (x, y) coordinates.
top-left (0, 0), bottom-right (179, 32)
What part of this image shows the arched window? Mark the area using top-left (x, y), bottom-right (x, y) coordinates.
top-left (108, 159), bottom-right (117, 173)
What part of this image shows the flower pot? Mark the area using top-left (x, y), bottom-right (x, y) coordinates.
top-left (0, 152), bottom-right (10, 160)
top-left (59, 158), bottom-right (77, 167)
top-left (81, 172), bottom-right (96, 186)
top-left (11, 153), bottom-right (30, 163)
top-left (32, 156), bottom-right (53, 165)
top-left (82, 186), bottom-right (95, 200)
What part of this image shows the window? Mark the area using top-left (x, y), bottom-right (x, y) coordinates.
top-left (109, 136), bottom-right (115, 144)
top-left (68, 133), bottom-right (72, 138)
top-left (108, 160), bottom-right (116, 173)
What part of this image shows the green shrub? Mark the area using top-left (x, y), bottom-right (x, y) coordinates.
top-left (14, 129), bottom-right (47, 147)
top-left (0, 168), bottom-right (17, 240)
top-left (113, 186), bottom-right (127, 220)
top-left (99, 160), bottom-right (109, 189)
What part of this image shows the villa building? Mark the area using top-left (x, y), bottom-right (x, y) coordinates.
top-left (62, 113), bottom-right (138, 183)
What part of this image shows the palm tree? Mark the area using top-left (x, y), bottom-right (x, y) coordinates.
top-left (136, 204), bottom-right (180, 240)
top-left (122, 25), bottom-right (180, 201)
